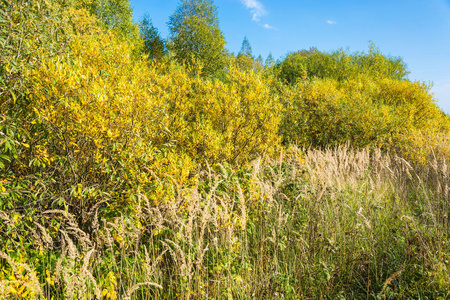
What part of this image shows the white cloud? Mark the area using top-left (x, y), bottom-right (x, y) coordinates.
top-left (240, 0), bottom-right (267, 21)
top-left (263, 23), bottom-right (274, 29)
top-left (327, 20), bottom-right (337, 25)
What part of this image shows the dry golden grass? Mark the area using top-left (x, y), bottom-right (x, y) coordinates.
top-left (1, 145), bottom-right (450, 299)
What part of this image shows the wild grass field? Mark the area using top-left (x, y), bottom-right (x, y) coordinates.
top-left (1, 0), bottom-right (450, 299)
top-left (2, 146), bottom-right (450, 299)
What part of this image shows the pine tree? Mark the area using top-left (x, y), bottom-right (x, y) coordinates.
top-left (140, 15), bottom-right (165, 60)
top-left (265, 52), bottom-right (275, 67)
top-left (168, 0), bottom-right (227, 75)
top-left (237, 36), bottom-right (255, 71)
top-left (253, 54), bottom-right (264, 71)
top-left (239, 36), bottom-right (253, 57)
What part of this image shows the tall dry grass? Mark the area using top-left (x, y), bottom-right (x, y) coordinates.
top-left (1, 145), bottom-right (449, 299)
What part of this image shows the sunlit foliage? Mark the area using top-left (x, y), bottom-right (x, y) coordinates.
top-left (69, 0), bottom-right (139, 38)
top-left (19, 5), bottom-right (279, 216)
top-left (1, 0), bottom-right (450, 298)
top-left (168, 0), bottom-right (227, 75)
top-left (277, 45), bottom-right (449, 162)
top-left (277, 44), bottom-right (409, 84)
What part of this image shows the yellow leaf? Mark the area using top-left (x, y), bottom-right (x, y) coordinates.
top-left (17, 284), bottom-right (26, 295)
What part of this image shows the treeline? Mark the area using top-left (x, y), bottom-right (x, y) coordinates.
top-left (1, 0), bottom-right (450, 298)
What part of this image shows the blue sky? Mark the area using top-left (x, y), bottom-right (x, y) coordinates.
top-left (130, 0), bottom-right (450, 113)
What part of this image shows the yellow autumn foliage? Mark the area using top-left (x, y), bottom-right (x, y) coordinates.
top-left (2, 1), bottom-right (450, 299)
top-left (280, 74), bottom-right (450, 163)
top-left (24, 8), bottom-right (281, 209)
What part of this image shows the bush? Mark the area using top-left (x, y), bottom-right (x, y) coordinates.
top-left (20, 7), bottom-right (281, 215)
top-left (277, 47), bottom-right (450, 163)
top-left (276, 44), bottom-right (409, 84)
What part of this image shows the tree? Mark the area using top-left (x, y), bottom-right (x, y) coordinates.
top-left (239, 36), bottom-right (253, 57)
top-left (236, 36), bottom-right (254, 71)
top-left (74, 0), bottom-right (139, 38)
top-left (140, 15), bottom-right (165, 60)
top-left (168, 0), bottom-right (227, 75)
top-left (276, 45), bottom-right (408, 84)
top-left (265, 53), bottom-right (275, 67)
top-left (255, 55), bottom-right (264, 69)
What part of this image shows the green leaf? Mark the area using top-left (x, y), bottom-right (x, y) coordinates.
top-left (0, 154), bottom-right (11, 162)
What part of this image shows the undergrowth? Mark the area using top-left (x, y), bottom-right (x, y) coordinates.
top-left (1, 146), bottom-right (449, 299)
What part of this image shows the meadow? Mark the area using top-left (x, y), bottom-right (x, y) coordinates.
top-left (1, 0), bottom-right (449, 299)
